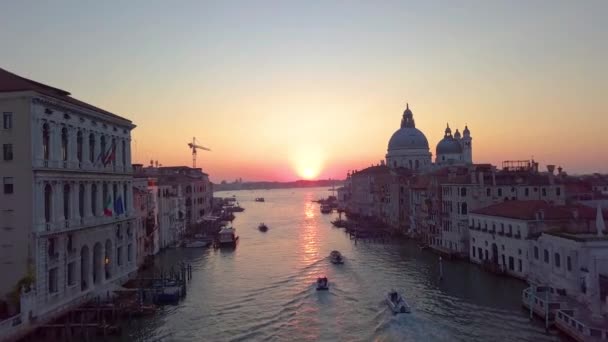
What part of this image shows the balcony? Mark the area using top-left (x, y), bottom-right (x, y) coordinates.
top-left (481, 227), bottom-right (488, 232)
top-left (37, 215), bottom-right (134, 235)
top-left (498, 231), bottom-right (504, 236)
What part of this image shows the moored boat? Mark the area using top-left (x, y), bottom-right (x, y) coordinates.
top-left (255, 197), bottom-right (265, 202)
top-left (330, 250), bottom-right (344, 264)
top-left (320, 204), bottom-right (332, 214)
top-left (218, 226), bottom-right (239, 246)
top-left (258, 223), bottom-right (268, 232)
top-left (316, 277), bottom-right (329, 291)
top-left (386, 290), bottom-right (410, 314)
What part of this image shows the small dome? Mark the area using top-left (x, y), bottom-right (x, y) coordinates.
top-left (436, 137), bottom-right (462, 155)
top-left (454, 129), bottom-right (461, 139)
top-left (388, 127), bottom-right (429, 150)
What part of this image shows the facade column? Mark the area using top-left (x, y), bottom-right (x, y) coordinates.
top-left (96, 181), bottom-right (104, 218)
top-left (125, 139), bottom-right (132, 172)
top-left (67, 127), bottom-right (77, 167)
top-left (82, 129), bottom-right (90, 169)
top-left (53, 181), bottom-right (63, 226)
top-left (71, 181), bottom-right (80, 222)
top-left (115, 138), bottom-right (123, 170)
top-left (84, 182), bottom-right (92, 218)
top-left (49, 123), bottom-right (59, 167)
top-left (34, 181), bottom-right (45, 229)
top-left (33, 119), bottom-right (44, 166)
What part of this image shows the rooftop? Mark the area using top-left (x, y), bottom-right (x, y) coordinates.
top-left (0, 68), bottom-right (132, 124)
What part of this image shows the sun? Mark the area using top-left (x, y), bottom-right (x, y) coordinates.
top-left (300, 167), bottom-right (319, 180)
top-left (290, 144), bottom-right (324, 180)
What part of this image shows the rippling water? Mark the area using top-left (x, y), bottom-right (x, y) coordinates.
top-left (112, 188), bottom-right (561, 342)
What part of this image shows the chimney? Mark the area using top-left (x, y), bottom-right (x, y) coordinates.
top-left (557, 166), bottom-right (563, 176)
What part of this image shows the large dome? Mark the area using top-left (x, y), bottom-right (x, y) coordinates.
top-left (388, 127), bottom-right (430, 150)
top-left (436, 137), bottom-right (462, 154)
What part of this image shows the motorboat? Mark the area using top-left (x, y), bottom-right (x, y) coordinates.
top-left (316, 277), bottom-right (329, 291)
top-left (386, 290), bottom-right (410, 314)
top-left (320, 204), bottom-right (332, 214)
top-left (183, 240), bottom-right (210, 248)
top-left (258, 223), bottom-right (268, 232)
top-left (255, 197), bottom-right (265, 202)
top-left (218, 226), bottom-right (239, 246)
top-left (330, 250), bottom-right (344, 264)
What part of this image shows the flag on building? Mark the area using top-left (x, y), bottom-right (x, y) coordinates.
top-left (103, 142), bottom-right (116, 166)
top-left (103, 196), bottom-right (113, 216)
top-left (114, 196), bottom-right (124, 216)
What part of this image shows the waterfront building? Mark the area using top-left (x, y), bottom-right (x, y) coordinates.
top-left (526, 206), bottom-right (608, 340)
top-left (136, 165), bottom-right (212, 228)
top-left (345, 165), bottom-right (388, 217)
top-left (133, 177), bottom-right (159, 266)
top-left (0, 68), bottom-right (136, 334)
top-left (438, 162), bottom-right (566, 257)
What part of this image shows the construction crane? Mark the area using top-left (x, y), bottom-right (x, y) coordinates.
top-left (187, 137), bottom-right (211, 168)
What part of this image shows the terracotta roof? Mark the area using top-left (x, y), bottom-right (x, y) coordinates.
top-left (471, 200), bottom-right (574, 220)
top-left (351, 165), bottom-right (389, 177)
top-left (0, 67), bottom-right (132, 123)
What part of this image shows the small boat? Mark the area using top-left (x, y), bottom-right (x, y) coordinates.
top-left (316, 277), bottom-right (329, 291)
top-left (184, 240), bottom-right (210, 248)
top-left (386, 290), bottom-right (410, 314)
top-left (320, 204), bottom-right (332, 214)
top-left (255, 197), bottom-right (265, 202)
top-left (330, 250), bottom-right (344, 264)
top-left (218, 226), bottom-right (239, 247)
top-left (258, 223), bottom-right (268, 232)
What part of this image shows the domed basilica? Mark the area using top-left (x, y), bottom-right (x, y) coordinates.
top-left (386, 104), bottom-right (472, 171)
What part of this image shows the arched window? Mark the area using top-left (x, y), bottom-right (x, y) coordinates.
top-left (123, 184), bottom-right (128, 212)
top-left (76, 131), bottom-right (83, 163)
top-left (91, 184), bottom-right (97, 215)
top-left (121, 140), bottom-right (126, 166)
top-left (61, 127), bottom-right (68, 161)
top-left (102, 183), bottom-right (108, 207)
top-left (486, 188), bottom-right (491, 197)
top-left (78, 184), bottom-right (85, 218)
top-left (111, 138), bottom-right (116, 166)
top-left (89, 133), bottom-right (95, 163)
top-left (63, 184), bottom-right (70, 220)
top-left (44, 184), bottom-right (52, 223)
top-left (408, 160), bottom-right (413, 169)
top-left (461, 202), bottom-right (468, 215)
top-left (461, 187), bottom-right (467, 197)
top-left (100, 136), bottom-right (106, 165)
top-left (43, 123), bottom-right (50, 160)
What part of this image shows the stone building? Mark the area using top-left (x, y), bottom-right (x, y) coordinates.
top-left (0, 68), bottom-right (136, 324)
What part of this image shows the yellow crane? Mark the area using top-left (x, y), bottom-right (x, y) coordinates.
top-left (187, 137), bottom-right (211, 168)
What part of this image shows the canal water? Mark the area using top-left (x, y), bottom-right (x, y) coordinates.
top-left (113, 187), bottom-right (562, 342)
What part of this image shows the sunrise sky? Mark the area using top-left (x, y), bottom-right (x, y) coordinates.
top-left (2, 1), bottom-right (607, 182)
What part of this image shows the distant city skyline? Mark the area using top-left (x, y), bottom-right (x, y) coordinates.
top-left (2, 1), bottom-right (607, 182)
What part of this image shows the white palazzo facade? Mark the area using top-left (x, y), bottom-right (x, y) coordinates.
top-left (0, 68), bottom-right (136, 330)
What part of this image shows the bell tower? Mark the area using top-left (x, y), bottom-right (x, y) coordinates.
top-left (462, 125), bottom-right (472, 164)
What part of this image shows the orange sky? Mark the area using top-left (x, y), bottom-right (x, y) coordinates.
top-left (2, 2), bottom-right (607, 182)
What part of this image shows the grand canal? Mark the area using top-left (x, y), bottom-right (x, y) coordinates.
top-left (114, 187), bottom-right (562, 341)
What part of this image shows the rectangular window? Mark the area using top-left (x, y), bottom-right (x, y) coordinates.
top-left (518, 259), bottom-right (522, 272)
top-left (544, 249), bottom-right (549, 263)
top-left (67, 262), bottom-right (76, 286)
top-left (508, 256), bottom-right (514, 271)
top-left (525, 188), bottom-right (529, 196)
top-left (49, 268), bottom-right (58, 293)
top-left (534, 246), bottom-right (539, 259)
top-left (3, 177), bottom-right (13, 194)
top-left (2, 112), bottom-right (12, 129)
top-left (556, 187), bottom-right (561, 196)
top-left (3, 144), bottom-right (13, 161)
top-left (567, 256), bottom-right (572, 271)
top-left (127, 244), bottom-right (132, 262)
top-left (555, 253), bottom-right (561, 268)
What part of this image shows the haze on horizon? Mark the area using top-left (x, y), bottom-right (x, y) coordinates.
top-left (1, 1), bottom-right (606, 182)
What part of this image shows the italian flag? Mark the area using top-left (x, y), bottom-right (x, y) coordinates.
top-left (104, 196), bottom-right (113, 216)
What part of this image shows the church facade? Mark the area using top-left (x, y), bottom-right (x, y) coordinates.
top-left (386, 104), bottom-right (473, 170)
